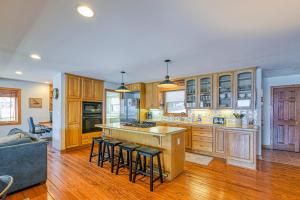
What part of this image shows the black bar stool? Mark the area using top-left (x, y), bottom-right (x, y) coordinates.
top-left (89, 137), bottom-right (104, 166)
top-left (132, 146), bottom-right (163, 192)
top-left (116, 143), bottom-right (140, 181)
top-left (100, 138), bottom-right (122, 173)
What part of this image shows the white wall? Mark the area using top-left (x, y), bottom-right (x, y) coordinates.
top-left (0, 78), bottom-right (50, 136)
top-left (104, 81), bottom-right (119, 90)
top-left (52, 73), bottom-right (65, 150)
top-left (262, 74), bottom-right (300, 146)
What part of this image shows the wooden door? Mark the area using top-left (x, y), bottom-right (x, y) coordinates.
top-left (66, 100), bottom-right (81, 148)
top-left (82, 78), bottom-right (93, 100)
top-left (273, 87), bottom-right (300, 152)
top-left (214, 128), bottom-right (225, 156)
top-left (152, 82), bottom-right (160, 108)
top-left (67, 75), bottom-right (81, 99)
top-left (93, 80), bottom-right (103, 101)
top-left (145, 83), bottom-right (153, 109)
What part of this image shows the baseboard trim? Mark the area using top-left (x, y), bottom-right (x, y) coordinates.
top-left (262, 144), bottom-right (273, 150)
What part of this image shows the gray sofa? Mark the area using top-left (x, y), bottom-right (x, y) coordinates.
top-left (0, 133), bottom-right (47, 193)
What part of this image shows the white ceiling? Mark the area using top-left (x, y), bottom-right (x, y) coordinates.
top-left (1, 0), bottom-right (300, 84)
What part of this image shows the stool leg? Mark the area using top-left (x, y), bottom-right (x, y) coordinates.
top-left (89, 139), bottom-right (95, 162)
top-left (111, 145), bottom-right (115, 173)
top-left (107, 145), bottom-right (111, 162)
top-left (97, 141), bottom-right (103, 166)
top-left (150, 156), bottom-right (154, 192)
top-left (126, 151), bottom-right (130, 166)
top-left (133, 152), bottom-right (140, 183)
top-left (116, 147), bottom-right (122, 175)
top-left (157, 154), bottom-right (163, 183)
top-left (143, 155), bottom-right (147, 173)
top-left (100, 143), bottom-right (106, 167)
top-left (129, 151), bottom-right (133, 182)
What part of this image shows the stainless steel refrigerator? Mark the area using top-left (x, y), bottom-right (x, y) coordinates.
top-left (120, 92), bottom-right (140, 123)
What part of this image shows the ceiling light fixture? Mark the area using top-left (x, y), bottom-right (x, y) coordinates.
top-left (30, 54), bottom-right (41, 60)
top-left (77, 5), bottom-right (94, 18)
top-left (44, 81), bottom-right (50, 84)
top-left (115, 71), bottom-right (130, 93)
top-left (157, 59), bottom-right (177, 89)
top-left (15, 71), bottom-right (23, 75)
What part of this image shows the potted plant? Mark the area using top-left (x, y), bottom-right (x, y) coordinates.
top-left (232, 113), bottom-right (245, 126)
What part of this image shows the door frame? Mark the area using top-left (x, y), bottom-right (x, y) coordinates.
top-left (104, 89), bottom-right (121, 124)
top-left (270, 84), bottom-right (300, 150)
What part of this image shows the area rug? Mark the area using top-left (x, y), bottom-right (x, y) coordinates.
top-left (185, 152), bottom-right (213, 166)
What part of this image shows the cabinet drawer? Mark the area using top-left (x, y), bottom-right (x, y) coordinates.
top-left (192, 141), bottom-right (213, 152)
top-left (192, 136), bottom-right (213, 143)
top-left (192, 131), bottom-right (213, 138)
top-left (192, 126), bottom-right (213, 132)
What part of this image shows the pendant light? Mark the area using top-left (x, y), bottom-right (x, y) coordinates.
top-left (115, 71), bottom-right (130, 92)
top-left (157, 59), bottom-right (177, 88)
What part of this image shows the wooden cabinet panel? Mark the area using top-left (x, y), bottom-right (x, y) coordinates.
top-left (67, 100), bottom-right (81, 124)
top-left (214, 128), bottom-right (225, 156)
top-left (176, 124), bottom-right (192, 149)
top-left (66, 100), bottom-right (81, 148)
top-left (198, 75), bottom-right (213, 109)
top-left (152, 82), bottom-right (160, 108)
top-left (93, 80), bottom-right (103, 101)
top-left (185, 78), bottom-right (197, 109)
top-left (192, 125), bottom-right (213, 152)
top-left (82, 78), bottom-right (93, 100)
top-left (216, 72), bottom-right (234, 108)
top-left (145, 82), bottom-right (160, 109)
top-left (66, 124), bottom-right (80, 148)
top-left (67, 75), bottom-right (81, 99)
top-left (225, 130), bottom-right (256, 169)
top-left (192, 141), bottom-right (213, 152)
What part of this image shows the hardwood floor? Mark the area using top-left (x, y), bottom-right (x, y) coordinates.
top-left (262, 149), bottom-right (300, 167)
top-left (7, 145), bottom-right (300, 200)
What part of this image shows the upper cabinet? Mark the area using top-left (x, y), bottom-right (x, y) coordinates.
top-left (234, 69), bottom-right (255, 109)
top-left (145, 82), bottom-right (161, 109)
top-left (82, 78), bottom-right (103, 101)
top-left (67, 75), bottom-right (81, 99)
top-left (198, 75), bottom-right (213, 109)
top-left (185, 78), bottom-right (197, 109)
top-left (216, 72), bottom-right (233, 108)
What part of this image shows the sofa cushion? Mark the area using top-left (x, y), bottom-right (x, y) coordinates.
top-left (0, 133), bottom-right (32, 147)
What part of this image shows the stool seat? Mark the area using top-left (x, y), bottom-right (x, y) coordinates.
top-left (119, 143), bottom-right (140, 150)
top-left (103, 138), bottom-right (122, 145)
top-left (136, 146), bottom-right (161, 155)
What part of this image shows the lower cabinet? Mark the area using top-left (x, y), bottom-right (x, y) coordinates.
top-left (191, 126), bottom-right (213, 153)
top-left (65, 100), bottom-right (81, 148)
top-left (214, 128), bottom-right (225, 158)
top-left (225, 130), bottom-right (256, 169)
top-left (82, 132), bottom-right (102, 145)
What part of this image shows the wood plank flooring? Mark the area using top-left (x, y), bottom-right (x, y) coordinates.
top-left (262, 149), bottom-right (300, 167)
top-left (7, 145), bottom-right (300, 200)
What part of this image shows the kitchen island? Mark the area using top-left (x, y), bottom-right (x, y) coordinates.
top-left (95, 123), bottom-right (186, 181)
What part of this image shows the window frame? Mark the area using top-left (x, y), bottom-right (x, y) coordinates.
top-left (0, 87), bottom-right (22, 126)
top-left (163, 89), bottom-right (187, 116)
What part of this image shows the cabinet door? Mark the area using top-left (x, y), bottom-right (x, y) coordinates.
top-left (185, 78), bottom-right (197, 108)
top-left (66, 100), bottom-right (81, 148)
top-left (176, 124), bottom-right (192, 149)
top-left (198, 75), bottom-right (213, 109)
top-left (145, 83), bottom-right (153, 109)
top-left (152, 82), bottom-right (160, 108)
top-left (216, 72), bottom-right (233, 108)
top-left (67, 75), bottom-right (81, 99)
top-left (214, 128), bottom-right (225, 155)
top-left (82, 78), bottom-right (93, 100)
top-left (235, 69), bottom-right (255, 109)
top-left (226, 130), bottom-right (255, 165)
top-left (192, 126), bottom-right (213, 153)
top-left (93, 80), bottom-right (103, 101)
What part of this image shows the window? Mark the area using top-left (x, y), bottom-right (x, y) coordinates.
top-left (0, 88), bottom-right (21, 125)
top-left (106, 91), bottom-right (121, 123)
top-left (164, 90), bottom-right (186, 114)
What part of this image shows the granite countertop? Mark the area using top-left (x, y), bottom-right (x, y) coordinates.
top-left (147, 120), bottom-right (258, 132)
top-left (95, 123), bottom-right (186, 136)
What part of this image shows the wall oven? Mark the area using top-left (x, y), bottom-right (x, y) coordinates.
top-left (82, 102), bottom-right (102, 133)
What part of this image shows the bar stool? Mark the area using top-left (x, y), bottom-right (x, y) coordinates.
top-left (132, 146), bottom-right (163, 192)
top-left (100, 138), bottom-right (122, 173)
top-left (89, 137), bottom-right (104, 166)
top-left (116, 143), bottom-right (140, 181)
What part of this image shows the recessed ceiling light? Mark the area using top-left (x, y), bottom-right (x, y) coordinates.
top-left (15, 71), bottom-right (23, 75)
top-left (77, 6), bottom-right (94, 18)
top-left (30, 54), bottom-right (41, 60)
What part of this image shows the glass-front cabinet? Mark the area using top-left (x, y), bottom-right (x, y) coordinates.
top-left (185, 78), bottom-right (197, 108)
top-left (235, 69), bottom-right (255, 109)
top-left (198, 75), bottom-right (213, 108)
top-left (217, 73), bottom-right (233, 108)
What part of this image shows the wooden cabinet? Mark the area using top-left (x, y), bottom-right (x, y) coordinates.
top-left (82, 78), bottom-right (103, 101)
top-left (234, 69), bottom-right (255, 109)
top-left (214, 128), bottom-right (225, 157)
top-left (225, 130), bottom-right (256, 169)
top-left (198, 75), bottom-right (213, 109)
top-left (216, 72), bottom-right (234, 108)
top-left (65, 100), bottom-right (81, 148)
top-left (192, 126), bottom-right (213, 153)
top-left (67, 75), bottom-right (81, 99)
top-left (145, 82), bottom-right (161, 109)
top-left (185, 78), bottom-right (197, 109)
top-left (176, 124), bottom-right (192, 149)
top-left (126, 83), bottom-right (143, 91)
